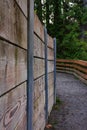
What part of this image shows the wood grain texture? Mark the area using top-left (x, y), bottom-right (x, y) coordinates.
top-left (48, 73), bottom-right (54, 102)
top-left (34, 34), bottom-right (45, 58)
top-left (0, 39), bottom-right (27, 96)
top-left (57, 59), bottom-right (87, 66)
top-left (34, 75), bottom-right (45, 101)
top-left (34, 14), bottom-right (44, 42)
top-left (48, 85), bottom-right (54, 97)
top-left (34, 58), bottom-right (45, 79)
top-left (57, 63), bottom-right (87, 74)
top-left (15, 0), bottom-right (27, 17)
top-left (48, 73), bottom-right (54, 86)
top-left (48, 61), bottom-right (54, 73)
top-left (0, 82), bottom-right (27, 130)
top-left (56, 59), bottom-right (87, 79)
top-left (47, 34), bottom-right (53, 49)
top-left (33, 91), bottom-right (45, 124)
top-left (48, 95), bottom-right (54, 115)
top-left (0, 0), bottom-right (27, 49)
top-left (33, 109), bottom-right (45, 130)
top-left (48, 48), bottom-right (54, 60)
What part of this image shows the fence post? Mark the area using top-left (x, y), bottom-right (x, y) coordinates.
top-left (27, 0), bottom-right (34, 130)
top-left (54, 38), bottom-right (56, 104)
top-left (44, 27), bottom-right (48, 122)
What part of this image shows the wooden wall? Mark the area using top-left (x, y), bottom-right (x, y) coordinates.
top-left (0, 0), bottom-right (27, 129)
top-left (56, 59), bottom-right (87, 84)
top-left (33, 15), bottom-right (54, 130)
top-left (0, 1), bottom-right (55, 130)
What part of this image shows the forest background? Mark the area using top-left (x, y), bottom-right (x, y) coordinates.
top-left (34, 0), bottom-right (87, 60)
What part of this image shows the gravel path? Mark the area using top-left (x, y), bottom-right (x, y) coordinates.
top-left (45, 73), bottom-right (87, 130)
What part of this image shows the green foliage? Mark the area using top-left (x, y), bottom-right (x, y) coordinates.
top-left (34, 0), bottom-right (87, 61)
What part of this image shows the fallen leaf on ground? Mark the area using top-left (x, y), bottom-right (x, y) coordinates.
top-left (46, 124), bottom-right (52, 129)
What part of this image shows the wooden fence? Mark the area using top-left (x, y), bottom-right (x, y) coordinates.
top-left (56, 59), bottom-right (87, 84)
top-left (0, 1), bottom-right (56, 130)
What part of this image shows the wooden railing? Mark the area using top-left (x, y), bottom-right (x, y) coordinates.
top-left (56, 59), bottom-right (87, 84)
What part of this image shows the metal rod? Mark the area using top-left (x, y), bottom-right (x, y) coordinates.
top-left (27, 0), bottom-right (34, 130)
top-left (54, 38), bottom-right (56, 104)
top-left (44, 27), bottom-right (48, 122)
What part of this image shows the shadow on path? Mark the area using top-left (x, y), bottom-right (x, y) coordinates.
top-left (45, 73), bottom-right (87, 130)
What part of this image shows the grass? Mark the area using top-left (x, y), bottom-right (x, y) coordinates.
top-left (44, 97), bottom-right (63, 130)
top-left (53, 97), bottom-right (62, 110)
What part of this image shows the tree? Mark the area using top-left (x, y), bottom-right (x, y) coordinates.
top-left (34, 0), bottom-right (42, 22)
top-left (34, 0), bottom-right (87, 60)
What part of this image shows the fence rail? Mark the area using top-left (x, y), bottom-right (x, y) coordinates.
top-left (56, 59), bottom-right (87, 84)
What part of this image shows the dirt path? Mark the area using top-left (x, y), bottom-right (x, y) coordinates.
top-left (45, 73), bottom-right (87, 130)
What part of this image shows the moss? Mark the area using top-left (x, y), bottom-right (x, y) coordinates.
top-left (53, 97), bottom-right (62, 110)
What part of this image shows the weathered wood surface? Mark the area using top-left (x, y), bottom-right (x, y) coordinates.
top-left (15, 0), bottom-right (27, 17)
top-left (33, 91), bottom-right (45, 123)
top-left (48, 72), bottom-right (54, 87)
top-left (57, 63), bottom-right (87, 74)
top-left (48, 61), bottom-right (54, 73)
top-left (33, 109), bottom-right (45, 130)
top-left (0, 1), bottom-right (54, 129)
top-left (48, 72), bottom-right (54, 99)
top-left (48, 85), bottom-right (54, 97)
top-left (48, 72), bottom-right (54, 108)
top-left (0, 0), bottom-right (27, 49)
top-left (57, 59), bottom-right (87, 66)
top-left (47, 48), bottom-right (54, 60)
top-left (0, 39), bottom-right (27, 96)
top-left (34, 34), bottom-right (45, 58)
top-left (57, 66), bottom-right (87, 80)
top-left (34, 75), bottom-right (45, 101)
top-left (33, 76), bottom-right (45, 128)
top-left (34, 14), bottom-right (44, 42)
top-left (56, 59), bottom-right (87, 84)
top-left (47, 34), bottom-right (53, 49)
top-left (48, 95), bottom-right (54, 115)
top-left (34, 58), bottom-right (45, 79)
top-left (0, 82), bottom-right (27, 130)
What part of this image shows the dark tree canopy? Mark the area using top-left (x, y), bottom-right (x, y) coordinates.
top-left (34, 0), bottom-right (87, 60)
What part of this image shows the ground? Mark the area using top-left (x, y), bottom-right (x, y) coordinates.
top-left (45, 73), bottom-right (87, 130)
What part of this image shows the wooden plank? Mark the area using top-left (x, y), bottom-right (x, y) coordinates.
top-left (15, 0), bottom-right (27, 17)
top-left (34, 34), bottom-right (45, 58)
top-left (33, 91), bottom-right (45, 124)
top-left (48, 95), bottom-right (54, 115)
top-left (34, 14), bottom-right (44, 42)
top-left (56, 59), bottom-right (87, 67)
top-left (56, 66), bottom-right (87, 80)
top-left (34, 75), bottom-right (45, 101)
top-left (48, 48), bottom-right (54, 60)
top-left (0, 39), bottom-right (27, 96)
top-left (57, 63), bottom-right (87, 74)
top-left (34, 58), bottom-right (45, 79)
top-left (48, 72), bottom-right (54, 86)
top-left (0, 82), bottom-right (27, 130)
top-left (0, 0), bottom-right (27, 49)
top-left (48, 61), bottom-right (54, 73)
top-left (33, 109), bottom-right (45, 130)
top-left (74, 60), bottom-right (87, 67)
top-left (48, 85), bottom-right (54, 97)
top-left (47, 34), bottom-right (53, 49)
